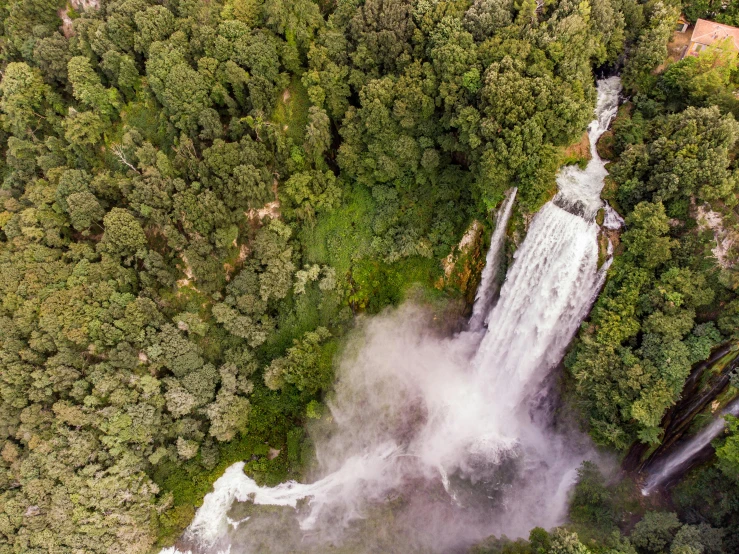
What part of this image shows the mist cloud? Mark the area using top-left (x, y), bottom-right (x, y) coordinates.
top-left (170, 301), bottom-right (604, 553)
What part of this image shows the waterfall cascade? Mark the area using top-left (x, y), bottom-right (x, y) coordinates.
top-left (554, 78), bottom-right (622, 220)
top-left (468, 187), bottom-right (518, 331)
top-left (642, 397), bottom-right (739, 495)
top-left (162, 77), bottom-right (622, 554)
top-left (603, 202), bottom-right (625, 229)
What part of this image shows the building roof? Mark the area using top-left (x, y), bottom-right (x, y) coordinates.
top-left (690, 18), bottom-right (739, 51)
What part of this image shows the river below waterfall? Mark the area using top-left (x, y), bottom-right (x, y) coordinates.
top-left (163, 77), bottom-right (623, 554)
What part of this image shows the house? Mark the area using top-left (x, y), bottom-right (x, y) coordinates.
top-left (685, 18), bottom-right (739, 57)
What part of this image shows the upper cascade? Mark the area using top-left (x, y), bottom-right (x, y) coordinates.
top-left (553, 77), bottom-right (622, 220)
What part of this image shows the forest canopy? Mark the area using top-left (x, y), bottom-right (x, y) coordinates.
top-left (0, 0), bottom-right (738, 552)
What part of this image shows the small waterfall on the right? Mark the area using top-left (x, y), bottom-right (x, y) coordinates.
top-left (642, 397), bottom-right (739, 495)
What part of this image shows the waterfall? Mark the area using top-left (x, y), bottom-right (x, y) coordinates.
top-left (642, 397), bottom-right (739, 495)
top-left (472, 203), bottom-right (600, 409)
top-left (471, 77), bottom-right (621, 417)
top-left (603, 202), bottom-right (625, 230)
top-left (468, 188), bottom-right (518, 331)
top-left (162, 77), bottom-right (622, 554)
top-left (554, 77), bottom-right (621, 220)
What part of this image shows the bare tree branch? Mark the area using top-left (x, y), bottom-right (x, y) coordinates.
top-left (111, 143), bottom-right (141, 174)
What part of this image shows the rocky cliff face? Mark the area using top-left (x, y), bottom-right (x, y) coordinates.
top-left (624, 345), bottom-right (739, 475)
top-left (437, 219), bottom-right (487, 308)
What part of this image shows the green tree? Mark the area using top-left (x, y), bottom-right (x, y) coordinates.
top-left (348, 0), bottom-right (417, 78)
top-left (134, 5), bottom-right (175, 55)
top-left (304, 105), bottom-right (332, 166)
top-left (67, 56), bottom-right (120, 118)
top-left (284, 170), bottom-right (341, 220)
top-left (621, 201), bottom-right (675, 269)
top-left (670, 524), bottom-right (724, 554)
top-left (660, 40), bottom-right (739, 108)
top-left (263, 0), bottom-right (323, 53)
top-left (101, 50), bottom-right (140, 97)
top-left (32, 32), bottom-right (71, 85)
top-left (622, 2), bottom-right (679, 94)
top-left (63, 109), bottom-right (106, 150)
top-left (0, 62), bottom-right (50, 138)
top-left (716, 415), bottom-right (739, 484)
top-left (66, 191), bottom-right (104, 231)
top-left (550, 528), bottom-right (592, 554)
top-left (569, 461), bottom-right (616, 534)
top-left (206, 364), bottom-right (251, 442)
top-left (463, 0), bottom-right (514, 40)
top-left (629, 512), bottom-right (681, 553)
top-left (102, 208), bottom-right (147, 256)
top-left (612, 107), bottom-right (739, 211)
top-left (264, 327), bottom-right (332, 392)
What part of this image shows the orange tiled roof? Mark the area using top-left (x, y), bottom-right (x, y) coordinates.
top-left (690, 18), bottom-right (739, 50)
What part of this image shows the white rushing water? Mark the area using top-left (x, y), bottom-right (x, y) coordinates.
top-left (642, 397), bottom-right (739, 495)
top-left (469, 188), bottom-right (518, 331)
top-left (164, 77), bottom-right (622, 554)
top-left (554, 77), bottom-right (622, 220)
top-left (603, 202), bottom-right (625, 230)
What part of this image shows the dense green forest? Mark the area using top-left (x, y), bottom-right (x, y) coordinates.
top-left (0, 0), bottom-right (738, 552)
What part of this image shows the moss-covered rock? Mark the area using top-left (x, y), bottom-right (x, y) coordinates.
top-left (561, 131), bottom-right (592, 169)
top-left (596, 129), bottom-right (615, 160)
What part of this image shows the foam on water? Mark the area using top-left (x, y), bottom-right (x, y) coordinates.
top-left (603, 202), bottom-right (625, 230)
